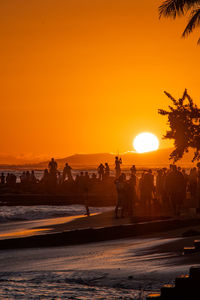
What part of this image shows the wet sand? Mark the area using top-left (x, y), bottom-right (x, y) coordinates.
top-left (0, 228), bottom-right (200, 293)
top-left (1, 209), bottom-right (200, 250)
top-left (0, 210), bottom-right (164, 239)
top-left (1, 211), bottom-right (200, 298)
top-left (0, 210), bottom-right (170, 240)
top-left (0, 214), bottom-right (94, 239)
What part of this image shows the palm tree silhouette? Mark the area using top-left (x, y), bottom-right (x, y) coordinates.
top-left (159, 0), bottom-right (200, 43)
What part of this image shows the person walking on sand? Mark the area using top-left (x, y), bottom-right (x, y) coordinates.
top-left (115, 156), bottom-right (122, 178)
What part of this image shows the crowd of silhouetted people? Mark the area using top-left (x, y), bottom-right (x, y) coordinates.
top-left (1, 157), bottom-right (200, 218)
top-left (114, 163), bottom-right (200, 218)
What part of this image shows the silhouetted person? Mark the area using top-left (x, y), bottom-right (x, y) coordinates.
top-left (140, 170), bottom-right (154, 211)
top-left (78, 172), bottom-right (90, 216)
top-left (41, 169), bottom-right (50, 186)
top-left (97, 163), bottom-right (104, 181)
top-left (104, 163), bottom-right (110, 178)
top-left (57, 171), bottom-right (63, 185)
top-left (160, 168), bottom-right (167, 207)
top-left (91, 173), bottom-right (97, 182)
top-left (188, 167), bottom-right (197, 204)
top-left (30, 170), bottom-right (37, 184)
top-left (114, 173), bottom-right (126, 218)
top-left (48, 158), bottom-right (57, 186)
top-left (79, 171), bottom-right (84, 186)
top-left (8, 173), bottom-right (16, 186)
top-left (182, 168), bottom-right (188, 204)
top-left (115, 156), bottom-right (122, 178)
top-left (156, 169), bottom-right (163, 203)
top-left (176, 167), bottom-right (186, 215)
top-left (63, 163), bottom-right (73, 181)
top-left (48, 158), bottom-right (57, 176)
top-left (0, 173), bottom-right (5, 184)
top-left (130, 165), bottom-right (136, 176)
top-left (20, 172), bottom-right (26, 184)
top-left (127, 173), bottom-right (137, 217)
top-left (26, 171), bottom-right (31, 183)
top-left (166, 165), bottom-right (185, 216)
top-left (84, 172), bottom-right (90, 216)
top-left (6, 173), bottom-right (10, 185)
top-left (197, 163), bottom-right (200, 208)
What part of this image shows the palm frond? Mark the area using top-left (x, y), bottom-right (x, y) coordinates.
top-left (164, 91), bottom-right (178, 105)
top-left (182, 8), bottom-right (200, 36)
top-left (159, 0), bottom-right (200, 18)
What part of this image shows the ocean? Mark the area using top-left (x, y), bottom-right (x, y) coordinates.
top-left (0, 205), bottom-right (113, 223)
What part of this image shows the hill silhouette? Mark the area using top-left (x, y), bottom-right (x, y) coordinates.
top-left (23, 148), bottom-right (198, 169)
top-left (0, 148), bottom-right (197, 169)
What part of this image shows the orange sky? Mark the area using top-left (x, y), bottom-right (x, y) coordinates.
top-left (1, 0), bottom-right (200, 161)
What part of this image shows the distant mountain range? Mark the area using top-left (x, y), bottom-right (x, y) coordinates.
top-left (0, 148), bottom-right (198, 169)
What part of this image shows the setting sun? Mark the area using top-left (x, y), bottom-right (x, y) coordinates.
top-left (133, 132), bottom-right (159, 153)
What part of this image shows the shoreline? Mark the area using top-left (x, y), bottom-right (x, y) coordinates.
top-left (0, 210), bottom-right (200, 250)
top-left (0, 214), bottom-right (92, 239)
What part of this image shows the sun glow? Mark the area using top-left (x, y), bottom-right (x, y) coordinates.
top-left (133, 132), bottom-right (159, 153)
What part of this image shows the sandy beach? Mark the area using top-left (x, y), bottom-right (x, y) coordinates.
top-left (1, 215), bottom-right (200, 298)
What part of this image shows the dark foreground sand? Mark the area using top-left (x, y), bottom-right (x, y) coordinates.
top-left (1, 209), bottom-right (200, 253)
top-left (0, 222), bottom-right (200, 295)
top-left (1, 211), bottom-right (200, 298)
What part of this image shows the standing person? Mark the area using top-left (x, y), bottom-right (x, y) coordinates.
top-left (6, 173), bottom-right (10, 185)
top-left (48, 158), bottom-right (58, 185)
top-left (127, 172), bottom-right (137, 217)
top-left (166, 165), bottom-right (184, 216)
top-left (63, 163), bottom-right (73, 181)
top-left (41, 169), bottom-right (50, 186)
top-left (84, 172), bottom-right (90, 216)
top-left (144, 170), bottom-right (154, 212)
top-left (176, 167), bottom-right (186, 216)
top-left (57, 171), bottom-right (63, 185)
top-left (97, 163), bottom-right (104, 181)
top-left (0, 173), bottom-right (5, 184)
top-left (160, 168), bottom-right (167, 208)
top-left (188, 167), bottom-right (197, 205)
top-left (105, 163), bottom-right (110, 178)
top-left (130, 165), bottom-right (136, 177)
top-left (48, 158), bottom-right (58, 176)
top-left (25, 171), bottom-right (31, 184)
top-left (78, 172), bottom-right (90, 216)
top-left (30, 170), bottom-right (37, 184)
top-left (139, 172), bottom-right (145, 207)
top-left (115, 156), bottom-right (122, 178)
top-left (197, 163), bottom-right (200, 209)
top-left (10, 173), bottom-right (17, 186)
top-left (182, 169), bottom-right (188, 205)
top-left (156, 169), bottom-right (163, 204)
top-left (114, 173), bottom-right (126, 218)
